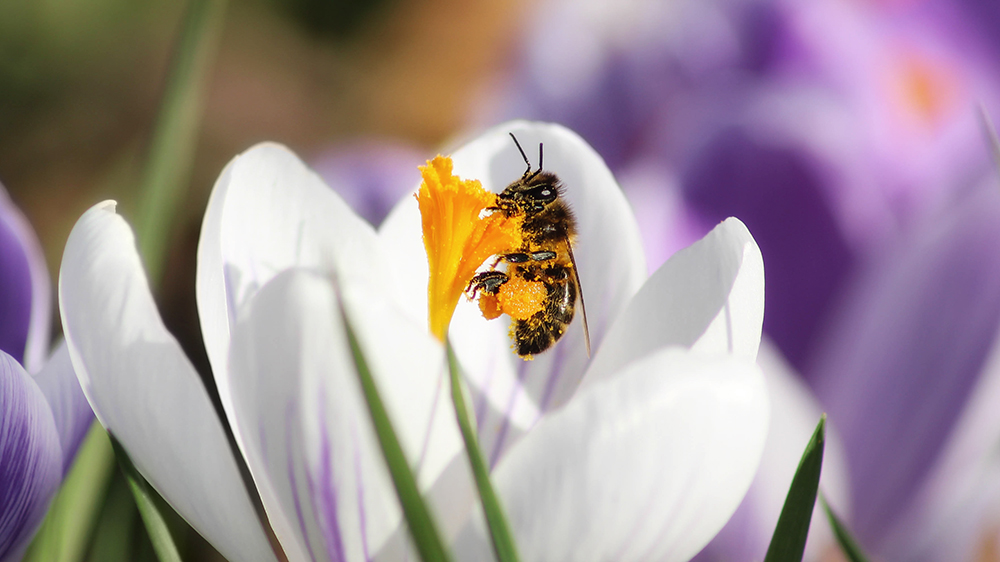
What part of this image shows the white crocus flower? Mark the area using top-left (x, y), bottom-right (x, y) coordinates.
top-left (59, 121), bottom-right (769, 562)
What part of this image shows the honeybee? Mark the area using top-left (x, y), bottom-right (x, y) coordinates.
top-left (466, 133), bottom-right (591, 358)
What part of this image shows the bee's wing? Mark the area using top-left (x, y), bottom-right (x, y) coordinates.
top-left (566, 238), bottom-right (591, 357)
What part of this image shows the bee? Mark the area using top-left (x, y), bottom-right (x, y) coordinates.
top-left (466, 133), bottom-right (591, 358)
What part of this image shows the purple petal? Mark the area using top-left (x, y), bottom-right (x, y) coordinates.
top-left (31, 342), bottom-right (93, 475)
top-left (0, 350), bottom-right (61, 562)
top-left (809, 185), bottom-right (1000, 549)
top-left (682, 126), bottom-right (855, 373)
top-left (310, 140), bottom-right (425, 227)
top-left (0, 186), bottom-right (51, 372)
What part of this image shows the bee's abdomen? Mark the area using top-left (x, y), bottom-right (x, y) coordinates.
top-left (511, 266), bottom-right (577, 356)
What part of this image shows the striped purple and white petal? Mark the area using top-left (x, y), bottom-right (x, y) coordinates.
top-left (227, 268), bottom-right (463, 561)
top-left (0, 184), bottom-right (51, 373)
top-left (59, 202), bottom-right (277, 562)
top-left (0, 350), bottom-right (61, 562)
top-left (197, 142), bottom-right (395, 460)
top-left (454, 346), bottom-right (768, 562)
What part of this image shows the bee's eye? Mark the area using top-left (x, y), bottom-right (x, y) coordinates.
top-left (526, 185), bottom-right (557, 202)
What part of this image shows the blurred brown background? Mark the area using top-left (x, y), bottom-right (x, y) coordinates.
top-left (0, 0), bottom-right (525, 365)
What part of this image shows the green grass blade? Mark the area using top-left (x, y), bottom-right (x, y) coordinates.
top-left (821, 495), bottom-right (870, 562)
top-left (135, 0), bottom-right (227, 287)
top-left (110, 437), bottom-right (183, 562)
top-left (22, 422), bottom-right (117, 562)
top-left (446, 342), bottom-right (520, 562)
top-left (763, 414), bottom-right (826, 562)
top-left (86, 470), bottom-right (141, 562)
top-left (340, 309), bottom-right (453, 562)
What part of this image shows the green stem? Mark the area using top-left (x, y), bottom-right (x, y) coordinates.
top-left (342, 310), bottom-right (453, 562)
top-left (110, 438), bottom-right (183, 562)
top-left (135, 0), bottom-right (227, 287)
top-left (22, 422), bottom-right (116, 562)
top-left (446, 342), bottom-right (520, 562)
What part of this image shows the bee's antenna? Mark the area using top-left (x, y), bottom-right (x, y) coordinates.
top-left (538, 142), bottom-right (543, 170)
top-left (509, 132), bottom-right (532, 178)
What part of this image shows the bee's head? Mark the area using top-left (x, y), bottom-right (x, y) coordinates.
top-left (497, 172), bottom-right (561, 213)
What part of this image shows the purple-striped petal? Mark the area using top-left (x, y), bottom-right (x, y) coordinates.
top-left (809, 184), bottom-right (1000, 549)
top-left (0, 186), bottom-right (51, 373)
top-left (227, 270), bottom-right (412, 561)
top-left (0, 350), bottom-right (61, 562)
top-left (31, 341), bottom-right (93, 475)
top-left (197, 143), bottom-right (389, 470)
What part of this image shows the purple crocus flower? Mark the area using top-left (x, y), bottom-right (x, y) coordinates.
top-left (0, 185), bottom-right (92, 561)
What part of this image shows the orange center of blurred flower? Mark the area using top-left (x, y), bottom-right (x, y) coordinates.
top-left (417, 155), bottom-right (524, 340)
top-left (897, 52), bottom-right (957, 128)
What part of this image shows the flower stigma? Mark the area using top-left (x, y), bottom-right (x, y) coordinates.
top-left (417, 155), bottom-right (529, 340)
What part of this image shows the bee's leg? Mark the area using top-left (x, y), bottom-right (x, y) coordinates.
top-left (466, 270), bottom-right (509, 299)
top-left (529, 250), bottom-right (557, 262)
top-left (500, 252), bottom-right (531, 263)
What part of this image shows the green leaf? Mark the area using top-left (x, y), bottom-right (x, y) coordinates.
top-left (821, 495), bottom-right (870, 562)
top-left (110, 437), bottom-right (183, 562)
top-left (134, 0), bottom-right (227, 288)
top-left (446, 342), bottom-right (521, 562)
top-left (340, 308), bottom-right (453, 562)
top-left (86, 470), bottom-right (141, 562)
top-left (22, 422), bottom-right (117, 562)
top-left (763, 414), bottom-right (826, 562)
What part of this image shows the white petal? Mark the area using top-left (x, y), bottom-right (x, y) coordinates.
top-left (456, 347), bottom-right (769, 562)
top-left (698, 339), bottom-right (850, 561)
top-left (379, 121), bottom-right (648, 468)
top-left (196, 143), bottom-right (390, 457)
top-left (583, 217), bottom-right (764, 389)
top-left (337, 276), bottom-right (472, 538)
top-left (228, 270), bottom-right (404, 561)
top-left (59, 201), bottom-right (275, 562)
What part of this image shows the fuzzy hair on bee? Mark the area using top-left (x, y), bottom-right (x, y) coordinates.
top-left (467, 133), bottom-right (591, 358)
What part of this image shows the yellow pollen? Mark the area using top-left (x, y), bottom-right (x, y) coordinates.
top-left (417, 155), bottom-right (523, 340)
top-left (478, 276), bottom-right (547, 321)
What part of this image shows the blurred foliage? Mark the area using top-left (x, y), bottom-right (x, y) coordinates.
top-left (266, 0), bottom-right (399, 39)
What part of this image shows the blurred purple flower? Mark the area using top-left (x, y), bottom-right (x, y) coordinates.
top-left (310, 139), bottom-right (426, 226)
top-left (0, 185), bottom-right (92, 561)
top-left (464, 0), bottom-right (1000, 558)
top-left (809, 182), bottom-right (1000, 556)
top-left (1, 187), bottom-right (50, 372)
